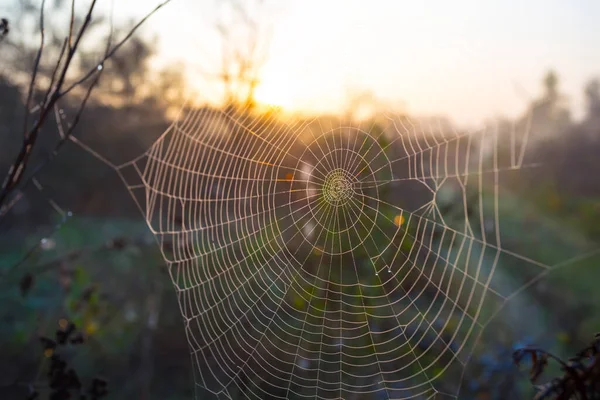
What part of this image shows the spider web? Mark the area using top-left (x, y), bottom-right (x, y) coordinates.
top-left (69, 102), bottom-right (592, 400)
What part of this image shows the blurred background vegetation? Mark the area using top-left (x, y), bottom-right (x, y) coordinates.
top-left (1, 0), bottom-right (599, 399)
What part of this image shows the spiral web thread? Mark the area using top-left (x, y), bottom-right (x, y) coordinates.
top-left (71, 102), bottom-right (587, 400)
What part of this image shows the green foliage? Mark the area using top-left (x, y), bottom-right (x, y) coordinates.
top-left (0, 218), bottom-right (191, 399)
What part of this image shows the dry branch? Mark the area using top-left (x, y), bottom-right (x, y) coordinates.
top-left (0, 0), bottom-right (171, 216)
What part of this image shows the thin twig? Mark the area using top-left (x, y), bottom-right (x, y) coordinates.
top-left (22, 0), bottom-right (46, 137)
top-left (0, 0), bottom-right (98, 210)
top-left (60, 0), bottom-right (172, 97)
top-left (68, 0), bottom-right (75, 51)
top-left (1, 5), bottom-right (116, 217)
top-left (42, 37), bottom-right (68, 109)
top-left (0, 0), bottom-right (171, 216)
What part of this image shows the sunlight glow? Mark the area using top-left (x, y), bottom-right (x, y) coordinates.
top-left (254, 74), bottom-right (296, 109)
top-left (134, 0), bottom-right (600, 124)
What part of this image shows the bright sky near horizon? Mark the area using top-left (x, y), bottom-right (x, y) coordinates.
top-left (115, 0), bottom-right (599, 126)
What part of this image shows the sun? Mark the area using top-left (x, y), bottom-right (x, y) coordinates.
top-left (252, 62), bottom-right (337, 114)
top-left (254, 78), bottom-right (296, 110)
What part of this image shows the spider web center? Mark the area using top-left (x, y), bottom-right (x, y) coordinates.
top-left (322, 168), bottom-right (355, 206)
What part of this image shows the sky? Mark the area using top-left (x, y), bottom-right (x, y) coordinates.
top-left (113, 0), bottom-right (600, 126)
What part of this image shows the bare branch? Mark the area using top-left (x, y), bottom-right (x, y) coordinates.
top-left (22, 0), bottom-right (46, 136)
top-left (42, 37), bottom-right (68, 109)
top-left (0, 0), bottom-right (171, 216)
top-left (68, 0), bottom-right (75, 50)
top-left (0, 0), bottom-right (98, 210)
top-left (60, 0), bottom-right (172, 97)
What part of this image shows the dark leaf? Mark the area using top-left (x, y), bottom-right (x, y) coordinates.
top-left (20, 272), bottom-right (34, 296)
top-left (107, 238), bottom-right (126, 250)
top-left (529, 352), bottom-right (548, 382)
top-left (56, 322), bottom-right (76, 345)
top-left (40, 336), bottom-right (57, 350)
top-left (91, 377), bottom-right (107, 388)
top-left (70, 332), bottom-right (85, 345)
top-left (66, 368), bottom-right (81, 389)
top-left (513, 348), bottom-right (527, 366)
top-left (81, 285), bottom-right (97, 303)
top-left (89, 376), bottom-right (109, 400)
top-left (0, 18), bottom-right (8, 36)
top-left (67, 251), bottom-right (82, 262)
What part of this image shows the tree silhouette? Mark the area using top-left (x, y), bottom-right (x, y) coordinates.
top-left (213, 0), bottom-right (272, 109)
